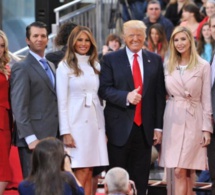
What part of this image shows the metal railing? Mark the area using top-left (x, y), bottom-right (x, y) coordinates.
top-left (13, 0), bottom-right (118, 56)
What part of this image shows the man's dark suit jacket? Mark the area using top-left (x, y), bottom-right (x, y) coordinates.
top-left (99, 48), bottom-right (166, 147)
top-left (10, 53), bottom-right (59, 147)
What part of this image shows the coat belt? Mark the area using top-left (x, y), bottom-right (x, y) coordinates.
top-left (169, 95), bottom-right (200, 116)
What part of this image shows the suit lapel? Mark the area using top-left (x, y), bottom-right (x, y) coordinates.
top-left (120, 49), bottom-right (134, 90)
top-left (142, 50), bottom-right (152, 97)
top-left (26, 54), bottom-right (56, 93)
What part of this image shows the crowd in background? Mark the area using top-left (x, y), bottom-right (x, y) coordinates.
top-left (1, 0), bottom-right (215, 194)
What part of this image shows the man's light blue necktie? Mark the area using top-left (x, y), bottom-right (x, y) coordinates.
top-left (40, 59), bottom-right (54, 87)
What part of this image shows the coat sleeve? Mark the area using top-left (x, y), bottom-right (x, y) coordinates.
top-left (56, 61), bottom-right (71, 135)
top-left (98, 54), bottom-right (129, 108)
top-left (155, 55), bottom-right (166, 129)
top-left (201, 62), bottom-right (213, 133)
top-left (10, 63), bottom-right (34, 138)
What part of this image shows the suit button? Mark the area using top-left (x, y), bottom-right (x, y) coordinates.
top-left (55, 114), bottom-right (58, 117)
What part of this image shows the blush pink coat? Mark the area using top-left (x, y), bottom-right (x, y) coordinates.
top-left (159, 57), bottom-right (213, 170)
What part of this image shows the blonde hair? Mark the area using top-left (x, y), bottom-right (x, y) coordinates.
top-left (64, 26), bottom-right (99, 76)
top-left (123, 20), bottom-right (147, 40)
top-left (167, 26), bottom-right (199, 73)
top-left (0, 30), bottom-right (10, 78)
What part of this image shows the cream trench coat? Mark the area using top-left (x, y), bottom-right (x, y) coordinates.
top-left (56, 54), bottom-right (109, 168)
top-left (159, 57), bottom-right (213, 170)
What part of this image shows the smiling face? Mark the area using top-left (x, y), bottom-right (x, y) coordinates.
top-left (202, 24), bottom-right (211, 40)
top-left (150, 28), bottom-right (160, 45)
top-left (26, 26), bottom-right (48, 57)
top-left (173, 31), bottom-right (191, 56)
top-left (0, 36), bottom-right (5, 59)
top-left (123, 28), bottom-right (145, 53)
top-left (74, 32), bottom-right (91, 55)
top-left (206, 2), bottom-right (215, 17)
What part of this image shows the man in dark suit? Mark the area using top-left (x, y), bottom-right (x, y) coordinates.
top-left (10, 21), bottom-right (58, 178)
top-left (209, 13), bottom-right (215, 195)
top-left (99, 20), bottom-right (166, 195)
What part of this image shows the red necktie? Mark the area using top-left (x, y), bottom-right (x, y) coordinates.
top-left (132, 53), bottom-right (143, 126)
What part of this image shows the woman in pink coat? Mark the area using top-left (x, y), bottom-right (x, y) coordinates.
top-left (159, 26), bottom-right (213, 195)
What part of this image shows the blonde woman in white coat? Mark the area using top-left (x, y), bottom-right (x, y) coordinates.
top-left (56, 26), bottom-right (109, 195)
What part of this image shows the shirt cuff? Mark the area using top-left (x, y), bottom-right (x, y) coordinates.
top-left (25, 134), bottom-right (38, 145)
top-left (154, 128), bottom-right (162, 132)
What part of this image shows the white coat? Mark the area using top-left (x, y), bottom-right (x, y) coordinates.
top-left (56, 54), bottom-right (109, 168)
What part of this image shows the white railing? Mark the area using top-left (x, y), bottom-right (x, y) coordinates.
top-left (13, 0), bottom-right (118, 56)
top-left (54, 0), bottom-right (81, 25)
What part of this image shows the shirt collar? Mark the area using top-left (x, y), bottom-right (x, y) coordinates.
top-left (125, 46), bottom-right (143, 61)
top-left (29, 50), bottom-right (46, 62)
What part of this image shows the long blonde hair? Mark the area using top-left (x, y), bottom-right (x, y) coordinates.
top-left (0, 30), bottom-right (10, 77)
top-left (167, 26), bottom-right (199, 73)
top-left (64, 26), bottom-right (99, 76)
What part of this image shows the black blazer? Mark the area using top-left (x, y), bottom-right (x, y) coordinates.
top-left (99, 48), bottom-right (166, 146)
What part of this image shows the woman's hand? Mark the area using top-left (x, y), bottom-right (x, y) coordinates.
top-left (201, 131), bottom-right (211, 147)
top-left (64, 153), bottom-right (72, 172)
top-left (63, 134), bottom-right (76, 148)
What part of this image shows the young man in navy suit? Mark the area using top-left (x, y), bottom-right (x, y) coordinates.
top-left (99, 20), bottom-right (166, 194)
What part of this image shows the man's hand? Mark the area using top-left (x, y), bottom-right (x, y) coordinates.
top-left (28, 139), bottom-right (40, 150)
top-left (63, 134), bottom-right (76, 148)
top-left (153, 130), bottom-right (162, 145)
top-left (127, 86), bottom-right (142, 105)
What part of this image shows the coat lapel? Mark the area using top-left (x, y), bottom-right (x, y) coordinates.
top-left (27, 54), bottom-right (56, 93)
top-left (120, 49), bottom-right (134, 90)
top-left (181, 67), bottom-right (200, 83)
top-left (142, 50), bottom-right (152, 97)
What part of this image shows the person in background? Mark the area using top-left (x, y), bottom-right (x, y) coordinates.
top-left (197, 22), bottom-right (214, 62)
top-left (99, 20), bottom-right (166, 195)
top-left (0, 30), bottom-right (12, 195)
top-left (165, 0), bottom-right (194, 26)
top-left (208, 13), bottom-right (215, 195)
top-left (147, 23), bottom-right (168, 61)
top-left (143, 0), bottom-right (174, 41)
top-left (99, 34), bottom-right (122, 66)
top-left (18, 137), bottom-right (84, 195)
top-left (56, 26), bottom-right (109, 195)
top-left (46, 21), bottom-right (77, 68)
top-left (180, 3), bottom-right (204, 39)
top-left (10, 21), bottom-right (58, 178)
top-left (104, 167), bottom-right (137, 195)
top-left (199, 0), bottom-right (207, 17)
top-left (196, 0), bottom-right (215, 40)
top-left (159, 26), bottom-right (212, 195)
top-left (119, 0), bottom-right (145, 22)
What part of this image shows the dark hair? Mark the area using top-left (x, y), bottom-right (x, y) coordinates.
top-left (26, 21), bottom-right (48, 40)
top-left (183, 4), bottom-right (204, 22)
top-left (148, 23), bottom-right (168, 59)
top-left (147, 0), bottom-right (161, 8)
top-left (55, 22), bottom-right (78, 47)
top-left (64, 25), bottom-right (99, 76)
top-left (105, 34), bottom-right (122, 47)
top-left (197, 22), bottom-right (215, 55)
top-left (27, 137), bottom-right (77, 195)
